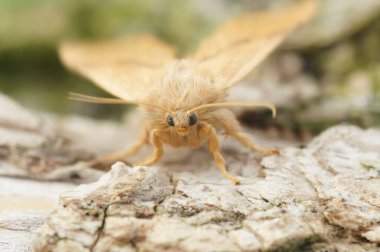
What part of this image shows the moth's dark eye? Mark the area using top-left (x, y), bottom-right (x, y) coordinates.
top-left (167, 115), bottom-right (175, 126)
top-left (188, 112), bottom-right (197, 126)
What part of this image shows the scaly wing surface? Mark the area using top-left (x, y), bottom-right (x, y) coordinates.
top-left (60, 34), bottom-right (176, 102)
top-left (191, 0), bottom-right (317, 88)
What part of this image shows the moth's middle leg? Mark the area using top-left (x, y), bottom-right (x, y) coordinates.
top-left (93, 129), bottom-right (149, 167)
top-left (215, 109), bottom-right (278, 155)
top-left (231, 132), bottom-right (279, 155)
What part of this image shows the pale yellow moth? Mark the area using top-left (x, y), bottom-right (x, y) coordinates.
top-left (60, 0), bottom-right (317, 184)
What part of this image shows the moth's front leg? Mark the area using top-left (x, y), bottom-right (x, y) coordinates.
top-left (201, 124), bottom-right (240, 185)
top-left (135, 129), bottom-right (163, 166)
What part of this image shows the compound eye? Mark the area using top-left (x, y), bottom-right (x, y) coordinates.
top-left (167, 115), bottom-right (175, 126)
top-left (188, 112), bottom-right (198, 126)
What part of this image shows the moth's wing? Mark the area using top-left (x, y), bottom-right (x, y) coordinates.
top-left (59, 34), bottom-right (176, 102)
top-left (191, 0), bottom-right (317, 88)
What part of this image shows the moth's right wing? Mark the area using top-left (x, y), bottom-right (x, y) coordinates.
top-left (191, 0), bottom-right (317, 88)
top-left (59, 34), bottom-right (176, 102)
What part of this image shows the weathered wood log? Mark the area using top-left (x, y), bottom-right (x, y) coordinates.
top-left (0, 94), bottom-right (379, 251)
top-left (0, 176), bottom-right (75, 252)
top-left (32, 125), bottom-right (380, 251)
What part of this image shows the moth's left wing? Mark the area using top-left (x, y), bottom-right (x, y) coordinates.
top-left (60, 34), bottom-right (176, 102)
top-left (191, 0), bottom-right (317, 88)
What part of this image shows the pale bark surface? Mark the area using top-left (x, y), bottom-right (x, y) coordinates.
top-left (33, 125), bottom-right (380, 251)
top-left (0, 94), bottom-right (379, 251)
top-left (0, 177), bottom-right (75, 252)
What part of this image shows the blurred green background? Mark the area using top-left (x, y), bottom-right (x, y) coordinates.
top-left (0, 0), bottom-right (379, 136)
top-left (0, 0), bottom-right (216, 118)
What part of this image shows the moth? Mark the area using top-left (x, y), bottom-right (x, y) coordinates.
top-left (60, 0), bottom-right (316, 184)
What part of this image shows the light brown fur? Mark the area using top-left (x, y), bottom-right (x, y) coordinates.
top-left (98, 61), bottom-right (277, 184)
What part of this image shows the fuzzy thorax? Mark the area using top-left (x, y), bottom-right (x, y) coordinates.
top-left (141, 60), bottom-right (227, 130)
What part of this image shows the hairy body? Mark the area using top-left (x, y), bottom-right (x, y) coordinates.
top-left (98, 61), bottom-right (276, 184)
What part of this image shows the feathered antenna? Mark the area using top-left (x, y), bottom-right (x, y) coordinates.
top-left (69, 92), bottom-right (172, 113)
top-left (188, 102), bottom-right (276, 117)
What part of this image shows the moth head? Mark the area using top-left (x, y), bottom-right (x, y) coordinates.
top-left (166, 110), bottom-right (198, 135)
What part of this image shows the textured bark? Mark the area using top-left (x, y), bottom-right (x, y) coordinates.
top-left (32, 125), bottom-right (380, 252)
top-left (1, 93), bottom-right (379, 251)
top-left (0, 177), bottom-right (75, 252)
top-left (0, 93), bottom-right (132, 183)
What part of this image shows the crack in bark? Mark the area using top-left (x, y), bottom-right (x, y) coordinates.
top-left (245, 225), bottom-right (265, 248)
top-left (0, 225), bottom-right (30, 232)
top-left (363, 200), bottom-right (380, 209)
top-left (314, 148), bottom-right (338, 176)
top-left (89, 204), bottom-right (109, 252)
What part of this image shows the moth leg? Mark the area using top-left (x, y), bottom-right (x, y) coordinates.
top-left (95, 128), bottom-right (149, 165)
top-left (204, 125), bottom-right (240, 185)
top-left (231, 132), bottom-right (279, 155)
top-left (213, 110), bottom-right (278, 155)
top-left (135, 129), bottom-right (163, 166)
